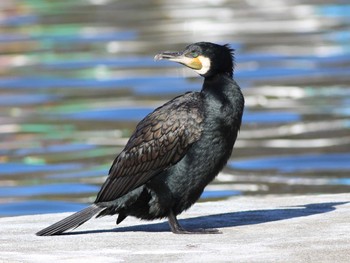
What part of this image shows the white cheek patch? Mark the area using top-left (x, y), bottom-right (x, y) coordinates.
top-left (194, 56), bottom-right (211, 75)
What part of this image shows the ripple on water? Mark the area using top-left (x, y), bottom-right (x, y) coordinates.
top-left (229, 153), bottom-right (350, 173)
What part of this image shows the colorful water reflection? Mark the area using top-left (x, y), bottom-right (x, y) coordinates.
top-left (0, 0), bottom-right (349, 216)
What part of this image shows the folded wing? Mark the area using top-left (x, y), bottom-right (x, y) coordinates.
top-left (95, 92), bottom-right (203, 203)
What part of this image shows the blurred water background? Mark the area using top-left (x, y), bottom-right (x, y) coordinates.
top-left (0, 0), bottom-right (349, 217)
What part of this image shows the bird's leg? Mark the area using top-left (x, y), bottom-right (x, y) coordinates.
top-left (167, 210), bottom-right (221, 234)
top-left (168, 210), bottom-right (187, 233)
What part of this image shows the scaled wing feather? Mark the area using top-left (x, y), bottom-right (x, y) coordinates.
top-left (95, 93), bottom-right (203, 203)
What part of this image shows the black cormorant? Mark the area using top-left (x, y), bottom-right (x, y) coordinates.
top-left (36, 42), bottom-right (244, 235)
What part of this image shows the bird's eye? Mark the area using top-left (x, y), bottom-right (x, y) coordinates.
top-left (189, 51), bottom-right (199, 58)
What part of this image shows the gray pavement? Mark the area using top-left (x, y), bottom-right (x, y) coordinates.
top-left (0, 193), bottom-right (349, 262)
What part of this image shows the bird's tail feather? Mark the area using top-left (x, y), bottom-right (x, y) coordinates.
top-left (36, 204), bottom-right (104, 236)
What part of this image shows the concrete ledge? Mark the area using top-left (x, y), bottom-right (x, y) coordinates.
top-left (1, 194), bottom-right (349, 262)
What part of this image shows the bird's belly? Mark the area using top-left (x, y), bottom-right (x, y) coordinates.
top-left (150, 130), bottom-right (235, 215)
top-left (102, 132), bottom-right (234, 220)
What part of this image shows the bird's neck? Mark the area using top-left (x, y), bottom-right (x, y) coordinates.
top-left (201, 73), bottom-right (244, 128)
top-left (202, 73), bottom-right (242, 102)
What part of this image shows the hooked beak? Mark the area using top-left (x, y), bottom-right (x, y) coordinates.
top-left (154, 51), bottom-right (202, 70)
top-left (154, 51), bottom-right (182, 61)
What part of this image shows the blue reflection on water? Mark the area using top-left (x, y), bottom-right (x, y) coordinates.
top-left (0, 183), bottom-right (99, 197)
top-left (230, 153), bottom-right (350, 173)
top-left (326, 31), bottom-right (350, 42)
top-left (0, 200), bottom-right (86, 216)
top-left (0, 163), bottom-right (82, 175)
top-left (243, 111), bottom-right (300, 123)
top-left (61, 107), bottom-right (300, 124)
top-left (0, 94), bottom-right (60, 106)
top-left (236, 67), bottom-right (350, 80)
top-left (330, 178), bottom-right (350, 185)
top-left (0, 15), bottom-right (38, 26)
top-left (335, 107), bottom-right (350, 116)
top-left (317, 5), bottom-right (350, 18)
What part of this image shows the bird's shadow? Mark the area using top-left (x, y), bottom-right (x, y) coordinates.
top-left (65, 201), bottom-right (348, 235)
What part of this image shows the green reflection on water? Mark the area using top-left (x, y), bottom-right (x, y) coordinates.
top-left (20, 124), bottom-right (75, 133)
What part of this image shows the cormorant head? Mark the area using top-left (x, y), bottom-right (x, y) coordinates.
top-left (154, 42), bottom-right (234, 78)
